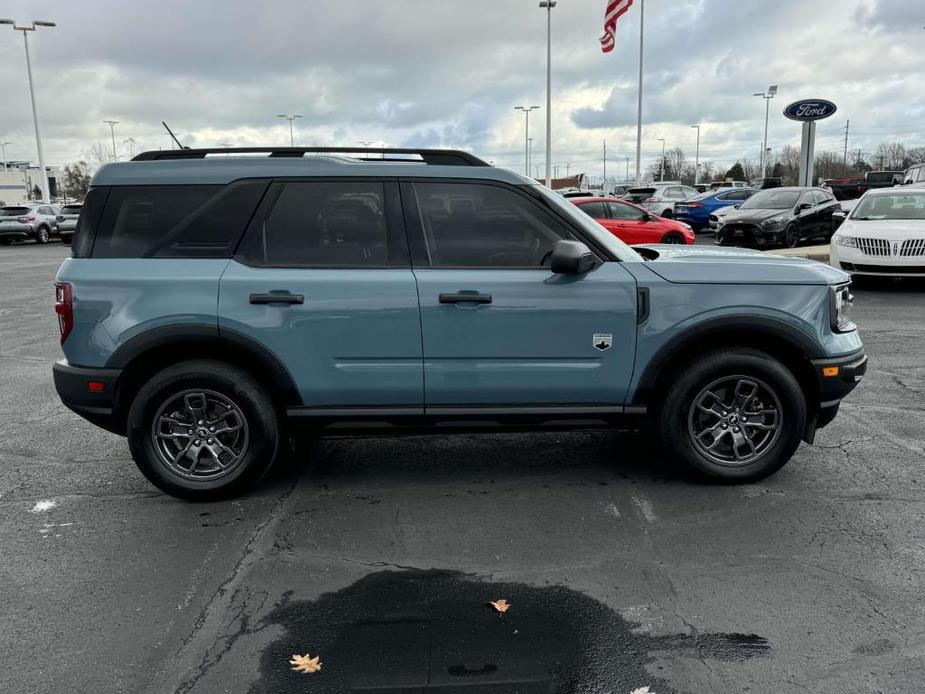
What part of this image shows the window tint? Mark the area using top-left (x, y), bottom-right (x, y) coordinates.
top-left (576, 201), bottom-right (607, 218)
top-left (680, 186), bottom-right (698, 198)
top-left (798, 191), bottom-right (815, 207)
top-left (72, 187), bottom-right (109, 258)
top-left (607, 200), bottom-right (643, 220)
top-left (411, 181), bottom-right (574, 267)
top-left (665, 187), bottom-right (684, 198)
top-left (60, 205), bottom-right (83, 214)
top-left (241, 181), bottom-right (390, 267)
top-left (725, 190), bottom-right (749, 201)
top-left (812, 190), bottom-right (830, 204)
top-left (92, 185), bottom-right (221, 258)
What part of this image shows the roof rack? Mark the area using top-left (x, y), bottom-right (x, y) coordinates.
top-left (131, 146), bottom-right (490, 166)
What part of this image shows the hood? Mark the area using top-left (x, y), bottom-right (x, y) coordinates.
top-left (839, 218), bottom-right (925, 239)
top-left (631, 244), bottom-right (848, 285)
top-left (723, 207), bottom-right (792, 223)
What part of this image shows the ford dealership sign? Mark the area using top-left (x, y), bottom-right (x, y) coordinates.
top-left (783, 99), bottom-right (837, 121)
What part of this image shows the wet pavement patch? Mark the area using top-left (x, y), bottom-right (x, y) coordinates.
top-left (251, 569), bottom-right (769, 693)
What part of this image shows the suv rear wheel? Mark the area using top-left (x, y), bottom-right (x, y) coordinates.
top-left (35, 226), bottom-right (50, 244)
top-left (657, 348), bottom-right (806, 483)
top-left (127, 359), bottom-right (280, 500)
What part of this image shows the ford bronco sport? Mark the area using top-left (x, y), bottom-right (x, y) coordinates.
top-left (53, 147), bottom-right (866, 500)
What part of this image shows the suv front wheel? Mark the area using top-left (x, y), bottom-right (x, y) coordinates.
top-left (657, 349), bottom-right (806, 482)
top-left (127, 359), bottom-right (280, 500)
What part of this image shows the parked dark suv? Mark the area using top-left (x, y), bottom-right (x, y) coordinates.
top-left (715, 187), bottom-right (840, 248)
top-left (53, 147), bottom-right (865, 499)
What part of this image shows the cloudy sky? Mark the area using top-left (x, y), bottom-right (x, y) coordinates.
top-left (0, 0), bottom-right (922, 179)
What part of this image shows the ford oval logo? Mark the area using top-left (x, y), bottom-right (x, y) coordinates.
top-left (783, 99), bottom-right (837, 121)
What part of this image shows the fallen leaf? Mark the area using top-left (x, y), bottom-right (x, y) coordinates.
top-left (489, 599), bottom-right (511, 614)
top-left (289, 653), bottom-right (322, 674)
top-left (630, 687), bottom-right (654, 694)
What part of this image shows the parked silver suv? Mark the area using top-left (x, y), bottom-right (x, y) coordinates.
top-left (55, 203), bottom-right (83, 245)
top-left (0, 203), bottom-right (59, 244)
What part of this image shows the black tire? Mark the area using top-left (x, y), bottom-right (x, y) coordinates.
top-left (661, 208), bottom-right (674, 219)
top-left (127, 359), bottom-right (280, 500)
top-left (0, 239), bottom-right (11, 246)
top-left (657, 348), bottom-right (806, 483)
top-left (783, 223), bottom-right (799, 248)
top-left (35, 226), bottom-right (50, 244)
top-left (660, 232), bottom-right (685, 244)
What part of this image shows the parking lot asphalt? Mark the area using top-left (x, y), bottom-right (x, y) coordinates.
top-left (2, 242), bottom-right (924, 693)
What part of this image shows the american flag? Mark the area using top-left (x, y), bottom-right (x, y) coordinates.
top-left (600, 0), bottom-right (634, 53)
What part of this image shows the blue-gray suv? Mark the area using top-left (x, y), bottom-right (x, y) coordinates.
top-left (52, 147), bottom-right (866, 500)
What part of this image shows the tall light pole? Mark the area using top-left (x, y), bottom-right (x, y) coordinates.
top-left (276, 114), bottom-right (302, 147)
top-left (539, 1), bottom-right (556, 188)
top-left (528, 137), bottom-right (535, 177)
top-left (602, 139), bottom-right (607, 191)
top-left (690, 125), bottom-right (700, 185)
top-left (514, 105), bottom-right (540, 177)
top-left (635, 0), bottom-right (645, 184)
top-left (657, 137), bottom-right (666, 181)
top-left (753, 85), bottom-right (777, 179)
top-left (103, 120), bottom-right (119, 161)
top-left (625, 156), bottom-right (630, 182)
top-left (1, 19), bottom-right (55, 201)
top-left (0, 142), bottom-right (9, 171)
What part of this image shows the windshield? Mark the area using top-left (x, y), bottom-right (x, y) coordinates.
top-left (740, 190), bottom-right (800, 210)
top-left (530, 184), bottom-right (642, 262)
top-left (851, 193), bottom-right (925, 220)
top-left (61, 205), bottom-right (83, 214)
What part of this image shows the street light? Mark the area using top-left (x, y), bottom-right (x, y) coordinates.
top-left (276, 114), bottom-right (303, 147)
top-left (539, 1), bottom-right (556, 187)
top-left (0, 141), bottom-right (10, 171)
top-left (514, 105), bottom-right (540, 177)
top-left (528, 137), bottom-right (534, 177)
top-left (690, 125), bottom-right (700, 185)
top-left (123, 137), bottom-right (136, 159)
top-left (1, 18), bottom-right (56, 200)
top-left (103, 120), bottom-right (119, 161)
top-left (657, 137), bottom-right (666, 181)
top-left (753, 85), bottom-right (777, 178)
top-left (357, 140), bottom-right (374, 159)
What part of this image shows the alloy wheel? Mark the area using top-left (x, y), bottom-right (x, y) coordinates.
top-left (784, 225), bottom-right (799, 248)
top-left (687, 375), bottom-right (782, 466)
top-left (151, 389), bottom-right (250, 480)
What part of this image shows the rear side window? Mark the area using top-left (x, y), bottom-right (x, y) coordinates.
top-left (1, 207), bottom-right (30, 216)
top-left (72, 188), bottom-right (108, 258)
top-left (237, 181), bottom-right (394, 267)
top-left (89, 182), bottom-right (266, 258)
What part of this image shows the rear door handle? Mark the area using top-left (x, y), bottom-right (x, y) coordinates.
top-left (439, 292), bottom-right (492, 304)
top-left (249, 292), bottom-right (304, 305)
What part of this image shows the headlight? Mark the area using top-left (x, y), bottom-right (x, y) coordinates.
top-left (832, 234), bottom-right (857, 248)
top-left (830, 284), bottom-right (855, 332)
top-left (761, 216), bottom-right (786, 227)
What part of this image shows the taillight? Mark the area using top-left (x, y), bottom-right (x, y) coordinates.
top-left (54, 282), bottom-right (73, 343)
top-left (18, 215), bottom-right (36, 222)
top-left (686, 202), bottom-right (704, 208)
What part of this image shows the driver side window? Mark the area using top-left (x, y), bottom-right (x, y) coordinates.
top-left (410, 181), bottom-right (575, 267)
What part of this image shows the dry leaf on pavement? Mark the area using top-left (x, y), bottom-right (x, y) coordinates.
top-left (489, 599), bottom-right (511, 613)
top-left (630, 687), bottom-right (654, 694)
top-left (289, 653), bottom-right (322, 673)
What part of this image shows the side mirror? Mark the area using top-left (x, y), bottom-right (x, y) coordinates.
top-left (639, 211), bottom-right (651, 221)
top-left (550, 240), bottom-right (598, 275)
top-left (796, 202), bottom-right (812, 212)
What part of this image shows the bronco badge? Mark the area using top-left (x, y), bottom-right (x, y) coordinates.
top-left (593, 334), bottom-right (613, 351)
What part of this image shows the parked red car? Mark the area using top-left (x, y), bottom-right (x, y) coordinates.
top-left (570, 196), bottom-right (695, 245)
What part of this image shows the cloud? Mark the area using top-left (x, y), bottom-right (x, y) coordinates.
top-left (0, 0), bottom-right (922, 177)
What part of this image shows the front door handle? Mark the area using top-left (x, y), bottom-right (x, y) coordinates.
top-left (249, 292), bottom-right (304, 305)
top-left (439, 292), bottom-right (492, 305)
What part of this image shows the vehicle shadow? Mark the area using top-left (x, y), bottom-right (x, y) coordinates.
top-left (268, 429), bottom-right (689, 489)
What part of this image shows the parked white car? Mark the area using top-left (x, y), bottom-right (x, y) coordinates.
top-left (830, 188), bottom-right (925, 277)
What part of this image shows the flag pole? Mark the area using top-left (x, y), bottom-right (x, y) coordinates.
top-left (634, 0), bottom-right (644, 184)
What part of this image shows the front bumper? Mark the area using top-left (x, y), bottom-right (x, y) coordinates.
top-left (53, 360), bottom-right (124, 435)
top-left (715, 222), bottom-right (783, 247)
top-left (810, 349), bottom-right (867, 433)
top-left (830, 243), bottom-right (925, 276)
